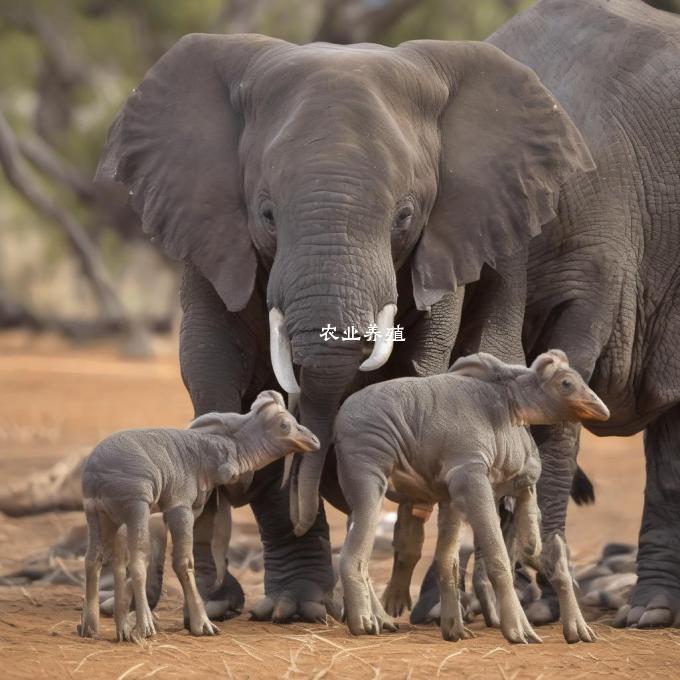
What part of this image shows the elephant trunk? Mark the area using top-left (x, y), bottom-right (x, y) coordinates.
top-left (269, 296), bottom-right (396, 536)
top-left (267, 218), bottom-right (398, 535)
top-left (291, 359), bottom-right (360, 536)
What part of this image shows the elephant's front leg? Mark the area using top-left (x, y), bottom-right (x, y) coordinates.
top-left (178, 264), bottom-right (256, 620)
top-left (615, 405), bottom-right (680, 629)
top-left (247, 462), bottom-right (335, 623)
top-left (248, 359), bottom-right (359, 623)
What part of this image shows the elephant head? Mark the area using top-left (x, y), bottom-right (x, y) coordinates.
top-left (96, 34), bottom-right (593, 535)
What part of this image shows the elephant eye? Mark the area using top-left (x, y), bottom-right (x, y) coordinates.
top-left (262, 207), bottom-right (275, 228)
top-left (394, 205), bottom-right (413, 231)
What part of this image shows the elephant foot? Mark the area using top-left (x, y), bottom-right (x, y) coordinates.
top-left (250, 592), bottom-right (336, 624)
top-left (246, 472), bottom-right (337, 623)
top-left (613, 585), bottom-right (680, 628)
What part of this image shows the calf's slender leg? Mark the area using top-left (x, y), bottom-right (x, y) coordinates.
top-left (542, 533), bottom-right (595, 643)
top-left (472, 546), bottom-right (500, 628)
top-left (382, 502), bottom-right (425, 618)
top-left (449, 465), bottom-right (540, 644)
top-left (514, 485), bottom-right (542, 568)
top-left (113, 526), bottom-right (134, 641)
top-left (78, 503), bottom-right (107, 637)
top-left (164, 505), bottom-right (219, 636)
top-left (513, 483), bottom-right (593, 643)
top-left (435, 501), bottom-right (468, 641)
top-left (339, 471), bottom-right (393, 635)
top-left (124, 501), bottom-right (156, 639)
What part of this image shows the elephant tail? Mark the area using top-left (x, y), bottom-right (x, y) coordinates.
top-left (570, 465), bottom-right (595, 506)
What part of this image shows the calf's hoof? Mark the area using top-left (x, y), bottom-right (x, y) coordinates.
top-left (501, 608), bottom-right (542, 644)
top-left (382, 587), bottom-right (411, 618)
top-left (562, 613), bottom-right (596, 643)
top-left (441, 616), bottom-right (472, 642)
top-left (116, 621), bottom-right (135, 642)
top-left (133, 610), bottom-right (157, 640)
top-left (76, 617), bottom-right (97, 638)
top-left (348, 612), bottom-right (381, 636)
top-left (190, 615), bottom-right (220, 636)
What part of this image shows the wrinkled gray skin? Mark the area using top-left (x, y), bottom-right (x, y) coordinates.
top-left (77, 391), bottom-right (319, 641)
top-left (336, 350), bottom-right (609, 644)
top-left (481, 0), bottom-right (680, 629)
top-left (96, 32), bottom-right (592, 621)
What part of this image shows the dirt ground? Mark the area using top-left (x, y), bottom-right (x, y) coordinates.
top-left (0, 330), bottom-right (678, 679)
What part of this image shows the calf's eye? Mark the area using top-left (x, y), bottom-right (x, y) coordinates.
top-left (280, 420), bottom-right (290, 434)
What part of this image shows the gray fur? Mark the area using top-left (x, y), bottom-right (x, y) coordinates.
top-left (335, 350), bottom-right (608, 644)
top-left (76, 390), bottom-right (318, 641)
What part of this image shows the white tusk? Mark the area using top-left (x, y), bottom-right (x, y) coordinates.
top-left (281, 454), bottom-right (294, 489)
top-left (287, 392), bottom-right (299, 417)
top-left (359, 303), bottom-right (397, 372)
top-left (269, 308), bottom-right (300, 394)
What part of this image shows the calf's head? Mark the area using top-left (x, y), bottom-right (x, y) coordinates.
top-left (450, 349), bottom-right (610, 425)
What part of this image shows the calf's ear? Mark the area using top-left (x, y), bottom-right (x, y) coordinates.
top-left (188, 412), bottom-right (224, 433)
top-left (531, 350), bottom-right (569, 380)
top-left (449, 352), bottom-right (506, 381)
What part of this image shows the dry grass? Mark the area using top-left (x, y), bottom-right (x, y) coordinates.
top-left (1, 331), bottom-right (677, 679)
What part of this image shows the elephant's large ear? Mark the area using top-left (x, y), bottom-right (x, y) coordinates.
top-left (95, 34), bottom-right (281, 312)
top-left (408, 41), bottom-right (594, 311)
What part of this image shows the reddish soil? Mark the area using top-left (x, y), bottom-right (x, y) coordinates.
top-left (0, 331), bottom-right (678, 679)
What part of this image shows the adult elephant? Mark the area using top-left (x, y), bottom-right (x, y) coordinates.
top-left (484, 0), bottom-right (680, 629)
top-left (96, 34), bottom-right (590, 621)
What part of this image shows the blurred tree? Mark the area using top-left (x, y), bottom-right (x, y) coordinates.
top-left (1, 0), bottom-right (673, 338)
